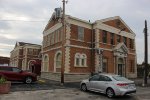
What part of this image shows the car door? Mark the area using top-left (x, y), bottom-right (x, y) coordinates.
top-left (88, 75), bottom-right (100, 91)
top-left (97, 75), bottom-right (112, 93)
top-left (10, 67), bottom-right (23, 81)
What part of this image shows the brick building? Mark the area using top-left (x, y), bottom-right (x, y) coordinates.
top-left (42, 13), bottom-right (137, 81)
top-left (0, 56), bottom-right (10, 66)
top-left (10, 42), bottom-right (41, 70)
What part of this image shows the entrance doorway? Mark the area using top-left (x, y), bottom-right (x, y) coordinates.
top-left (118, 64), bottom-right (123, 76)
top-left (118, 58), bottom-right (124, 76)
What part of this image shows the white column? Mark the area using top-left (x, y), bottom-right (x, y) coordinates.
top-left (65, 23), bottom-right (71, 73)
top-left (95, 28), bottom-right (100, 72)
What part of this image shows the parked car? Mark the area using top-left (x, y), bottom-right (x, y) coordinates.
top-left (0, 66), bottom-right (37, 84)
top-left (80, 73), bottom-right (136, 98)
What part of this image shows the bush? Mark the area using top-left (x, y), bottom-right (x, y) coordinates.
top-left (0, 77), bottom-right (6, 84)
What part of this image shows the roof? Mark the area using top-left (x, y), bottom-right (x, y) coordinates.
top-left (17, 42), bottom-right (41, 46)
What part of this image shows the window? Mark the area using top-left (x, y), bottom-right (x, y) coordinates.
top-left (47, 34), bottom-right (50, 46)
top-left (117, 35), bottom-right (121, 43)
top-left (110, 33), bottom-right (114, 45)
top-left (28, 48), bottom-right (33, 55)
top-left (129, 39), bottom-right (134, 49)
top-left (99, 75), bottom-right (112, 81)
top-left (60, 27), bottom-right (63, 41)
top-left (78, 26), bottom-right (84, 40)
top-left (51, 33), bottom-right (54, 45)
top-left (75, 53), bottom-right (80, 66)
top-left (75, 53), bottom-right (87, 67)
top-left (12, 68), bottom-right (21, 72)
top-left (43, 54), bottom-right (49, 72)
top-left (89, 75), bottom-right (100, 81)
top-left (81, 54), bottom-right (87, 66)
top-left (123, 37), bottom-right (127, 46)
top-left (56, 53), bottom-right (62, 68)
top-left (102, 30), bottom-right (107, 43)
top-left (33, 49), bottom-right (38, 55)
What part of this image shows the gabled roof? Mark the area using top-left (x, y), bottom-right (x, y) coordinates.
top-left (96, 16), bottom-right (135, 34)
top-left (14, 42), bottom-right (41, 48)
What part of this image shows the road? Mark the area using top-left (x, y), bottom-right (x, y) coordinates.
top-left (0, 79), bottom-right (150, 100)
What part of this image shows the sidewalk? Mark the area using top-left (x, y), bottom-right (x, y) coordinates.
top-left (131, 78), bottom-right (150, 86)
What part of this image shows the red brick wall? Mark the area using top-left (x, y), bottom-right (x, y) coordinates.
top-left (103, 19), bottom-right (130, 33)
top-left (102, 50), bottom-right (114, 73)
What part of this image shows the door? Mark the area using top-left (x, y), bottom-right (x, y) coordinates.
top-left (118, 64), bottom-right (123, 76)
top-left (88, 75), bottom-right (100, 91)
top-left (10, 67), bottom-right (23, 81)
top-left (96, 75), bottom-right (112, 93)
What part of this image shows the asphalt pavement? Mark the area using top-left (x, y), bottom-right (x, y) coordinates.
top-left (0, 78), bottom-right (150, 100)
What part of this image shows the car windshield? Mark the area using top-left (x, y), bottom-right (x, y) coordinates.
top-left (112, 75), bottom-right (129, 81)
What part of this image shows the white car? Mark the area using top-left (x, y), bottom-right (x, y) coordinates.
top-left (80, 73), bottom-right (136, 98)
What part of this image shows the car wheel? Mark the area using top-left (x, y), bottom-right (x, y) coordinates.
top-left (25, 76), bottom-right (33, 84)
top-left (106, 88), bottom-right (115, 98)
top-left (81, 84), bottom-right (87, 91)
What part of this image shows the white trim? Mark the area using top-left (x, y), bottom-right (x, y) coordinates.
top-left (43, 23), bottom-right (62, 36)
top-left (66, 45), bottom-right (91, 50)
top-left (94, 22), bottom-right (135, 39)
top-left (65, 24), bottom-right (71, 73)
top-left (97, 16), bottom-right (135, 35)
top-left (70, 39), bottom-right (91, 44)
top-left (67, 17), bottom-right (92, 29)
top-left (42, 46), bottom-right (62, 53)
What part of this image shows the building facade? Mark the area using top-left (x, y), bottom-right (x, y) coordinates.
top-left (10, 42), bottom-right (41, 70)
top-left (42, 14), bottom-right (137, 81)
top-left (0, 56), bottom-right (10, 66)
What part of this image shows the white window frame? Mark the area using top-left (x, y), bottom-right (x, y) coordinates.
top-left (54, 51), bottom-right (62, 72)
top-left (74, 53), bottom-right (87, 67)
top-left (42, 54), bottom-right (49, 72)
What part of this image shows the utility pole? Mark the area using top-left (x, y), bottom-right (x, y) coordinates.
top-left (143, 20), bottom-right (148, 86)
top-left (61, 0), bottom-right (67, 85)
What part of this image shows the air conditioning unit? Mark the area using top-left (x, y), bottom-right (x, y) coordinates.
top-left (54, 8), bottom-right (62, 19)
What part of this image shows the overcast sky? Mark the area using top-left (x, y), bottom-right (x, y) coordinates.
top-left (0, 0), bottom-right (150, 64)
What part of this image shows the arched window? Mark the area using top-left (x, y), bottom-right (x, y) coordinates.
top-left (43, 54), bottom-right (49, 72)
top-left (56, 52), bottom-right (62, 68)
top-left (75, 53), bottom-right (80, 66)
top-left (74, 53), bottom-right (87, 67)
top-left (81, 54), bottom-right (87, 66)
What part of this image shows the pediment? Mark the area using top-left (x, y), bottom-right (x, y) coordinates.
top-left (96, 16), bottom-right (135, 34)
top-left (113, 42), bottom-right (128, 54)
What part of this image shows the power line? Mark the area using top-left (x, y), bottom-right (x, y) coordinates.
top-left (0, 19), bottom-right (48, 22)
